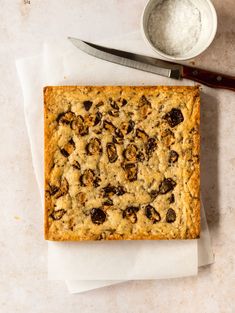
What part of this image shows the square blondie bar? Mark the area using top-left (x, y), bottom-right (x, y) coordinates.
top-left (44, 86), bottom-right (200, 240)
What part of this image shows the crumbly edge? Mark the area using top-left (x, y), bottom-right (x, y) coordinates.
top-left (44, 85), bottom-right (200, 241)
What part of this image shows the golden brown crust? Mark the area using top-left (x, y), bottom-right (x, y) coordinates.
top-left (44, 86), bottom-right (200, 241)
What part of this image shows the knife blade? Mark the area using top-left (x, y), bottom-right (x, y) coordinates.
top-left (68, 37), bottom-right (235, 92)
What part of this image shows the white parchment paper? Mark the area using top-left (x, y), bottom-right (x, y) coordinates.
top-left (16, 31), bottom-right (213, 292)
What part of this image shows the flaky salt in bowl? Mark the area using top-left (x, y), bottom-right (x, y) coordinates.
top-left (142, 0), bottom-right (217, 61)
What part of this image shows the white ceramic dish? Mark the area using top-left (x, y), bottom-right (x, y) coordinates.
top-left (141, 0), bottom-right (218, 61)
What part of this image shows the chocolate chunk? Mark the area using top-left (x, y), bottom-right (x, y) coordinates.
top-left (115, 128), bottom-right (124, 139)
top-left (139, 95), bottom-right (151, 117)
top-left (108, 110), bottom-right (119, 117)
top-left (80, 169), bottom-right (95, 186)
top-left (168, 194), bottom-right (175, 204)
top-left (161, 128), bottom-right (175, 146)
top-left (56, 111), bottom-right (75, 125)
top-left (60, 139), bottom-right (75, 157)
top-left (103, 184), bottom-right (116, 197)
top-left (103, 198), bottom-right (113, 206)
top-left (126, 120), bottom-right (135, 134)
top-left (72, 161), bottom-right (81, 170)
top-left (169, 150), bottom-right (179, 163)
top-left (166, 208), bottom-right (176, 223)
top-left (90, 208), bottom-right (106, 225)
top-left (71, 115), bottom-right (84, 130)
top-left (123, 206), bottom-right (139, 224)
top-left (146, 138), bottom-right (157, 158)
top-left (103, 184), bottom-right (125, 197)
top-left (49, 185), bottom-right (59, 196)
top-left (68, 138), bottom-right (75, 146)
top-left (164, 108), bottom-right (184, 127)
top-left (93, 177), bottom-right (101, 188)
top-left (50, 177), bottom-right (69, 199)
top-left (150, 189), bottom-right (158, 199)
top-left (106, 143), bottom-right (118, 163)
top-left (50, 209), bottom-right (66, 220)
top-left (139, 95), bottom-right (151, 107)
top-left (145, 205), bottom-right (161, 223)
top-left (77, 192), bottom-right (86, 205)
top-left (109, 99), bottom-right (119, 110)
top-left (49, 178), bottom-right (69, 199)
top-left (83, 100), bottom-right (93, 111)
top-left (94, 112), bottom-right (102, 126)
top-left (137, 152), bottom-right (145, 162)
top-left (96, 101), bottom-right (104, 108)
top-left (60, 148), bottom-right (70, 157)
top-left (123, 163), bottom-right (138, 182)
top-left (58, 178), bottom-right (69, 198)
top-left (112, 128), bottom-right (124, 144)
top-left (159, 178), bottom-right (176, 194)
top-left (80, 125), bottom-right (89, 136)
top-left (112, 136), bottom-right (123, 145)
top-left (115, 185), bottom-right (126, 196)
top-left (122, 99), bottom-right (127, 106)
top-left (86, 138), bottom-right (102, 155)
top-left (123, 144), bottom-right (138, 162)
top-left (103, 120), bottom-right (116, 132)
top-left (136, 128), bottom-right (149, 142)
top-left (71, 115), bottom-right (89, 136)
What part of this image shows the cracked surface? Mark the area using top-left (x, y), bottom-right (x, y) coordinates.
top-left (44, 86), bottom-right (200, 240)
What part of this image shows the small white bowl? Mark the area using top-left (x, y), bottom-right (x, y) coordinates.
top-left (141, 0), bottom-right (218, 61)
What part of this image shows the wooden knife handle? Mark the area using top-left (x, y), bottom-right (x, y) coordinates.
top-left (182, 65), bottom-right (235, 91)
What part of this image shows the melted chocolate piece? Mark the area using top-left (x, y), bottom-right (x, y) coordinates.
top-left (145, 205), bottom-right (161, 223)
top-left (109, 99), bottom-right (119, 110)
top-left (103, 184), bottom-right (125, 197)
top-left (86, 138), bottom-right (102, 155)
top-left (103, 198), bottom-right (113, 206)
top-left (122, 206), bottom-right (139, 224)
top-left (80, 169), bottom-right (95, 186)
top-left (123, 163), bottom-right (138, 182)
top-left (123, 144), bottom-right (138, 162)
top-left (136, 128), bottom-right (149, 141)
top-left (103, 120), bottom-right (115, 132)
top-left (122, 99), bottom-right (127, 106)
top-left (106, 143), bottom-right (118, 163)
top-left (169, 150), bottom-right (179, 163)
top-left (168, 194), bottom-right (175, 204)
top-left (60, 148), bottom-right (69, 157)
top-left (90, 208), bottom-right (106, 225)
top-left (50, 209), bottom-right (66, 220)
top-left (72, 161), bottom-right (81, 170)
top-left (166, 208), bottom-right (176, 223)
top-left (83, 100), bottom-right (93, 111)
top-left (159, 178), bottom-right (176, 194)
top-left (146, 138), bottom-right (157, 158)
top-left (164, 108), bottom-right (184, 127)
top-left (126, 120), bottom-right (135, 134)
top-left (56, 111), bottom-right (75, 125)
top-left (94, 112), bottom-right (102, 126)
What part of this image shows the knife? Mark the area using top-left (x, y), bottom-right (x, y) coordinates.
top-left (68, 37), bottom-right (235, 92)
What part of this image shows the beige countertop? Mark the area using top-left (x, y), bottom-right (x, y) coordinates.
top-left (0, 0), bottom-right (234, 312)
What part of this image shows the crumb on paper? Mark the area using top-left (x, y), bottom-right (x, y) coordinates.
top-left (14, 216), bottom-right (21, 220)
top-left (189, 61), bottom-right (196, 66)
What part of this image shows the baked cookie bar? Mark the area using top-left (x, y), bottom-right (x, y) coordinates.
top-left (44, 86), bottom-right (200, 240)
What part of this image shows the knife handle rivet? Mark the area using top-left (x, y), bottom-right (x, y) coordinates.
top-left (216, 75), bottom-right (222, 82)
top-left (192, 70), bottom-right (198, 76)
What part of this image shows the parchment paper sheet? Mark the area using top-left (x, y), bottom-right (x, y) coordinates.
top-left (16, 31), bottom-right (213, 293)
